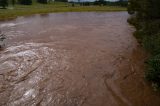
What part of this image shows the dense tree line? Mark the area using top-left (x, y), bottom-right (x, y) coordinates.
top-left (0, 0), bottom-right (50, 6)
top-left (128, 0), bottom-right (160, 19)
top-left (94, 0), bottom-right (128, 7)
top-left (128, 0), bottom-right (160, 90)
top-left (68, 0), bottom-right (128, 7)
top-left (0, 0), bottom-right (8, 8)
top-left (18, 0), bottom-right (32, 5)
top-left (37, 0), bottom-right (48, 4)
top-left (0, 0), bottom-right (128, 8)
top-left (55, 0), bottom-right (67, 2)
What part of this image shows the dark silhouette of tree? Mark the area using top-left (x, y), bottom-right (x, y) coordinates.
top-left (55, 0), bottom-right (68, 2)
top-left (18, 0), bottom-right (32, 5)
top-left (94, 0), bottom-right (106, 6)
top-left (37, 0), bottom-right (48, 4)
top-left (128, 0), bottom-right (160, 19)
top-left (12, 0), bottom-right (15, 6)
top-left (118, 0), bottom-right (128, 7)
top-left (0, 0), bottom-right (8, 9)
top-left (94, 0), bottom-right (128, 6)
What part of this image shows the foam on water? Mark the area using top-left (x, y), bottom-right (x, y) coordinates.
top-left (0, 22), bottom-right (28, 28)
top-left (0, 43), bottom-right (72, 106)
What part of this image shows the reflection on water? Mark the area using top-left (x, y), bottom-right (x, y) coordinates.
top-left (0, 12), bottom-right (160, 106)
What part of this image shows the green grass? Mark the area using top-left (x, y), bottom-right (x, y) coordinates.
top-left (0, 2), bottom-right (126, 21)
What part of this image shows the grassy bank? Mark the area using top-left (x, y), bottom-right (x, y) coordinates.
top-left (0, 2), bottom-right (126, 21)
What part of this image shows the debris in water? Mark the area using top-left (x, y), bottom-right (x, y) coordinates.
top-left (0, 31), bottom-right (6, 49)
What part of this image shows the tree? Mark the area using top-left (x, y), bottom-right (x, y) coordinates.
top-left (18, 0), bottom-right (32, 5)
top-left (55, 0), bottom-right (67, 2)
top-left (94, 0), bottom-right (106, 6)
top-left (37, 0), bottom-right (48, 4)
top-left (12, 0), bottom-right (15, 6)
top-left (128, 0), bottom-right (160, 19)
top-left (0, 0), bottom-right (8, 9)
top-left (118, 0), bottom-right (128, 7)
top-left (146, 0), bottom-right (160, 19)
top-left (127, 0), bottom-right (140, 14)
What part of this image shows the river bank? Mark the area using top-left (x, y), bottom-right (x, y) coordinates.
top-left (0, 2), bottom-right (126, 21)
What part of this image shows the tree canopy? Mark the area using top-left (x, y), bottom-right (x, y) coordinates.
top-left (128, 0), bottom-right (160, 19)
top-left (0, 0), bottom-right (8, 8)
top-left (37, 0), bottom-right (48, 4)
top-left (18, 0), bottom-right (32, 5)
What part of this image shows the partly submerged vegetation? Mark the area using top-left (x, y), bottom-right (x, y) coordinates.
top-left (0, 32), bottom-right (6, 49)
top-left (0, 1), bottom-right (126, 21)
top-left (128, 0), bottom-right (160, 90)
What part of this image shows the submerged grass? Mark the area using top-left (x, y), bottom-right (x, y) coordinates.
top-left (0, 2), bottom-right (126, 21)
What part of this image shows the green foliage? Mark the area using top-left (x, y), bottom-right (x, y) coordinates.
top-left (146, 54), bottom-right (160, 90)
top-left (0, 0), bottom-right (8, 8)
top-left (128, 0), bottom-right (160, 90)
top-left (143, 34), bottom-right (160, 55)
top-left (128, 16), bottom-right (141, 29)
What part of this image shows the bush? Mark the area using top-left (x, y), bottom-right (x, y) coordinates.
top-left (127, 16), bottom-right (140, 29)
top-left (143, 34), bottom-right (160, 55)
top-left (146, 54), bottom-right (160, 90)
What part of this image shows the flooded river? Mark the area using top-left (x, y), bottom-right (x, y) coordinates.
top-left (0, 12), bottom-right (160, 106)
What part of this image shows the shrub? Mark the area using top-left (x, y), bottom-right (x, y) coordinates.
top-left (146, 54), bottom-right (160, 90)
top-left (143, 34), bottom-right (160, 55)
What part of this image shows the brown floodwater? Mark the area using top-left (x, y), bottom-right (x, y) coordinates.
top-left (0, 12), bottom-right (160, 106)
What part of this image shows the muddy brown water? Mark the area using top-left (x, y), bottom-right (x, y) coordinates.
top-left (0, 12), bottom-right (160, 106)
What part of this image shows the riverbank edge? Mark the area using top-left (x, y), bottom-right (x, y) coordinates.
top-left (0, 6), bottom-right (126, 21)
top-left (127, 16), bottom-right (160, 91)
